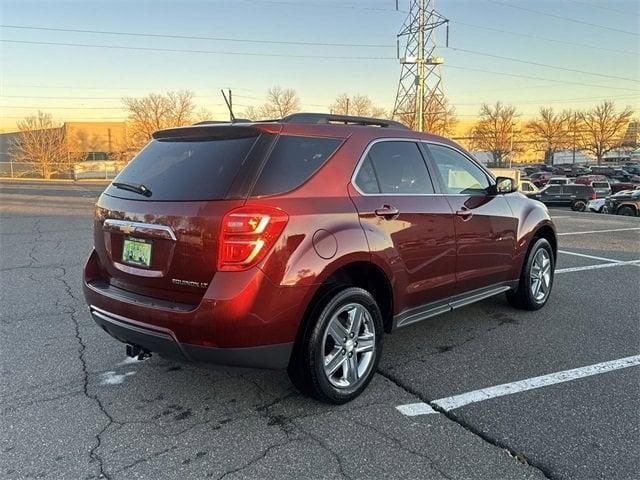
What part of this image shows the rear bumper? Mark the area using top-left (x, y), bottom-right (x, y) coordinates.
top-left (90, 305), bottom-right (293, 369)
top-left (83, 248), bottom-right (311, 369)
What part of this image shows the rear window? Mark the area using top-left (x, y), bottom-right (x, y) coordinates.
top-left (251, 135), bottom-right (342, 197)
top-left (592, 182), bottom-right (609, 188)
top-left (106, 135), bottom-right (260, 201)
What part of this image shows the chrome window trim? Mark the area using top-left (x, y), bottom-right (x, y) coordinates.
top-left (103, 219), bottom-right (177, 241)
top-left (350, 138), bottom-right (439, 197)
top-left (350, 137), bottom-right (495, 197)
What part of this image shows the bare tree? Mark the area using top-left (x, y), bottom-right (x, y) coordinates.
top-left (396, 97), bottom-right (457, 136)
top-left (10, 112), bottom-right (78, 179)
top-left (470, 102), bottom-right (521, 166)
top-left (526, 107), bottom-right (571, 165)
top-left (242, 87), bottom-right (300, 120)
top-left (579, 101), bottom-right (634, 164)
top-left (330, 93), bottom-right (388, 118)
top-left (330, 94), bottom-right (351, 115)
top-left (261, 86), bottom-right (300, 118)
top-left (122, 90), bottom-right (196, 147)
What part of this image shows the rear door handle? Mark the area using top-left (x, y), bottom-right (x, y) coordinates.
top-left (456, 206), bottom-right (473, 221)
top-left (375, 205), bottom-right (400, 219)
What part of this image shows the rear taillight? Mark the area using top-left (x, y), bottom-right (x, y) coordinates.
top-left (591, 191), bottom-right (597, 200)
top-left (218, 205), bottom-right (288, 272)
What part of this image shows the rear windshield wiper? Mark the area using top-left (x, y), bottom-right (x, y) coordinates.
top-left (112, 182), bottom-right (152, 198)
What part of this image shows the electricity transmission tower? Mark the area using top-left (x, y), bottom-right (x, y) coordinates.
top-left (392, 0), bottom-right (449, 132)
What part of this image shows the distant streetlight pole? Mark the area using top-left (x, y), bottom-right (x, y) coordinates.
top-left (509, 122), bottom-right (515, 168)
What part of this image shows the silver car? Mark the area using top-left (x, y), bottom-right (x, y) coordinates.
top-left (592, 181), bottom-right (612, 198)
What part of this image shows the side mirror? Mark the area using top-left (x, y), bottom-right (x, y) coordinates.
top-left (492, 176), bottom-right (517, 195)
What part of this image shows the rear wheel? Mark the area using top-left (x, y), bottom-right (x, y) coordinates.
top-left (287, 287), bottom-right (383, 404)
top-left (507, 238), bottom-right (554, 311)
top-left (572, 200), bottom-right (587, 212)
top-left (618, 206), bottom-right (637, 216)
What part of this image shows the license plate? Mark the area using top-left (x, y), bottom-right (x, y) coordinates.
top-left (122, 237), bottom-right (152, 268)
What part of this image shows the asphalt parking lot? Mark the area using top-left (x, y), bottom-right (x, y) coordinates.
top-left (1, 180), bottom-right (639, 480)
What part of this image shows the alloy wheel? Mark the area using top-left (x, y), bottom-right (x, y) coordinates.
top-left (321, 303), bottom-right (375, 388)
top-left (530, 248), bottom-right (552, 302)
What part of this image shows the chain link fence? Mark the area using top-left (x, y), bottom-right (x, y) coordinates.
top-left (0, 160), bottom-right (126, 180)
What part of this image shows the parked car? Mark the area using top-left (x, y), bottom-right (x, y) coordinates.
top-left (610, 169), bottom-right (638, 183)
top-left (571, 166), bottom-right (592, 177)
top-left (609, 178), bottom-right (639, 193)
top-left (587, 198), bottom-right (606, 213)
top-left (529, 184), bottom-right (596, 211)
top-left (575, 174), bottom-right (608, 186)
top-left (522, 166), bottom-right (540, 177)
top-left (519, 179), bottom-right (539, 193)
top-left (604, 189), bottom-right (640, 216)
top-left (623, 164), bottom-right (640, 175)
top-left (82, 113), bottom-right (557, 403)
top-left (530, 171), bottom-right (553, 187)
top-left (591, 181), bottom-right (612, 198)
top-left (589, 166), bottom-right (616, 177)
top-left (547, 177), bottom-right (572, 186)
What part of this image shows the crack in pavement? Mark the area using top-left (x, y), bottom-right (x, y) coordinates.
top-left (376, 368), bottom-right (555, 480)
top-left (351, 418), bottom-right (455, 480)
top-left (54, 263), bottom-right (115, 480)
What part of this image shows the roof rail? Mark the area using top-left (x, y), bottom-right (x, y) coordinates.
top-left (280, 113), bottom-right (408, 130)
top-left (192, 118), bottom-right (252, 126)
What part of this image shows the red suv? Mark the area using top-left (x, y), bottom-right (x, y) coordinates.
top-left (83, 114), bottom-right (557, 403)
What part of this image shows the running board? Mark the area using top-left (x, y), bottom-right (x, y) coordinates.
top-left (393, 282), bottom-right (517, 329)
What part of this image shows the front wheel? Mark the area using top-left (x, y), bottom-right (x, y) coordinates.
top-left (618, 206), bottom-right (637, 216)
top-left (507, 238), bottom-right (555, 311)
top-left (288, 287), bottom-right (383, 404)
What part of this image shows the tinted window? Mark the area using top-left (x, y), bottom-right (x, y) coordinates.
top-left (251, 135), bottom-right (342, 196)
top-left (592, 182), bottom-right (609, 188)
top-left (361, 141), bottom-right (433, 194)
top-left (354, 156), bottom-right (380, 194)
top-left (428, 144), bottom-right (490, 194)
top-left (106, 135), bottom-right (259, 201)
top-left (545, 186), bottom-right (561, 195)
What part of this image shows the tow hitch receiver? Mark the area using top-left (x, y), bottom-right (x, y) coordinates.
top-left (126, 343), bottom-right (152, 360)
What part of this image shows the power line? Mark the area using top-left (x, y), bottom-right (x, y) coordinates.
top-left (565, 0), bottom-right (638, 16)
top-left (0, 39), bottom-right (396, 60)
top-left (239, 0), bottom-right (407, 13)
top-left (1, 83), bottom-right (260, 92)
top-left (488, 0), bottom-right (639, 36)
top-left (3, 94), bottom-right (634, 112)
top-left (0, 24), bottom-right (395, 49)
top-left (450, 94), bottom-right (639, 106)
top-left (446, 46), bottom-right (640, 83)
top-left (450, 20), bottom-right (636, 56)
top-left (444, 64), bottom-right (640, 93)
top-left (2, 39), bottom-right (637, 95)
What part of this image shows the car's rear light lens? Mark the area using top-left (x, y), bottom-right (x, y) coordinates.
top-left (218, 205), bottom-right (288, 271)
top-left (591, 191), bottom-right (597, 200)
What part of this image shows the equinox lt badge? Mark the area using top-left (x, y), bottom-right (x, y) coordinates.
top-left (171, 279), bottom-right (208, 288)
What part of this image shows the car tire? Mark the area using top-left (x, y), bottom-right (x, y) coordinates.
top-left (618, 206), bottom-right (637, 216)
top-left (506, 237), bottom-right (555, 311)
top-left (287, 287), bottom-right (383, 404)
top-left (572, 200), bottom-right (587, 212)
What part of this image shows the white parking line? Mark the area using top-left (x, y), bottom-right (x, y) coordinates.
top-left (558, 227), bottom-right (640, 236)
top-left (558, 250), bottom-right (625, 264)
top-left (556, 261), bottom-right (640, 274)
top-left (397, 355), bottom-right (640, 416)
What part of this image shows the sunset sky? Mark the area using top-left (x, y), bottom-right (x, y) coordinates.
top-left (1, 0), bottom-right (639, 130)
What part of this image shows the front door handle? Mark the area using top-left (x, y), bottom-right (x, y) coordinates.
top-left (456, 206), bottom-right (473, 221)
top-left (375, 205), bottom-right (400, 220)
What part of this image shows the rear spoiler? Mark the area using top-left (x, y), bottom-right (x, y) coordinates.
top-left (153, 123), bottom-right (280, 141)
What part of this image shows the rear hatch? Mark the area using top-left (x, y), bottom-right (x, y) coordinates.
top-left (93, 124), bottom-right (277, 305)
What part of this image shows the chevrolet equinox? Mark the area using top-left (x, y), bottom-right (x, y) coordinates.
top-left (83, 113), bottom-right (557, 403)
